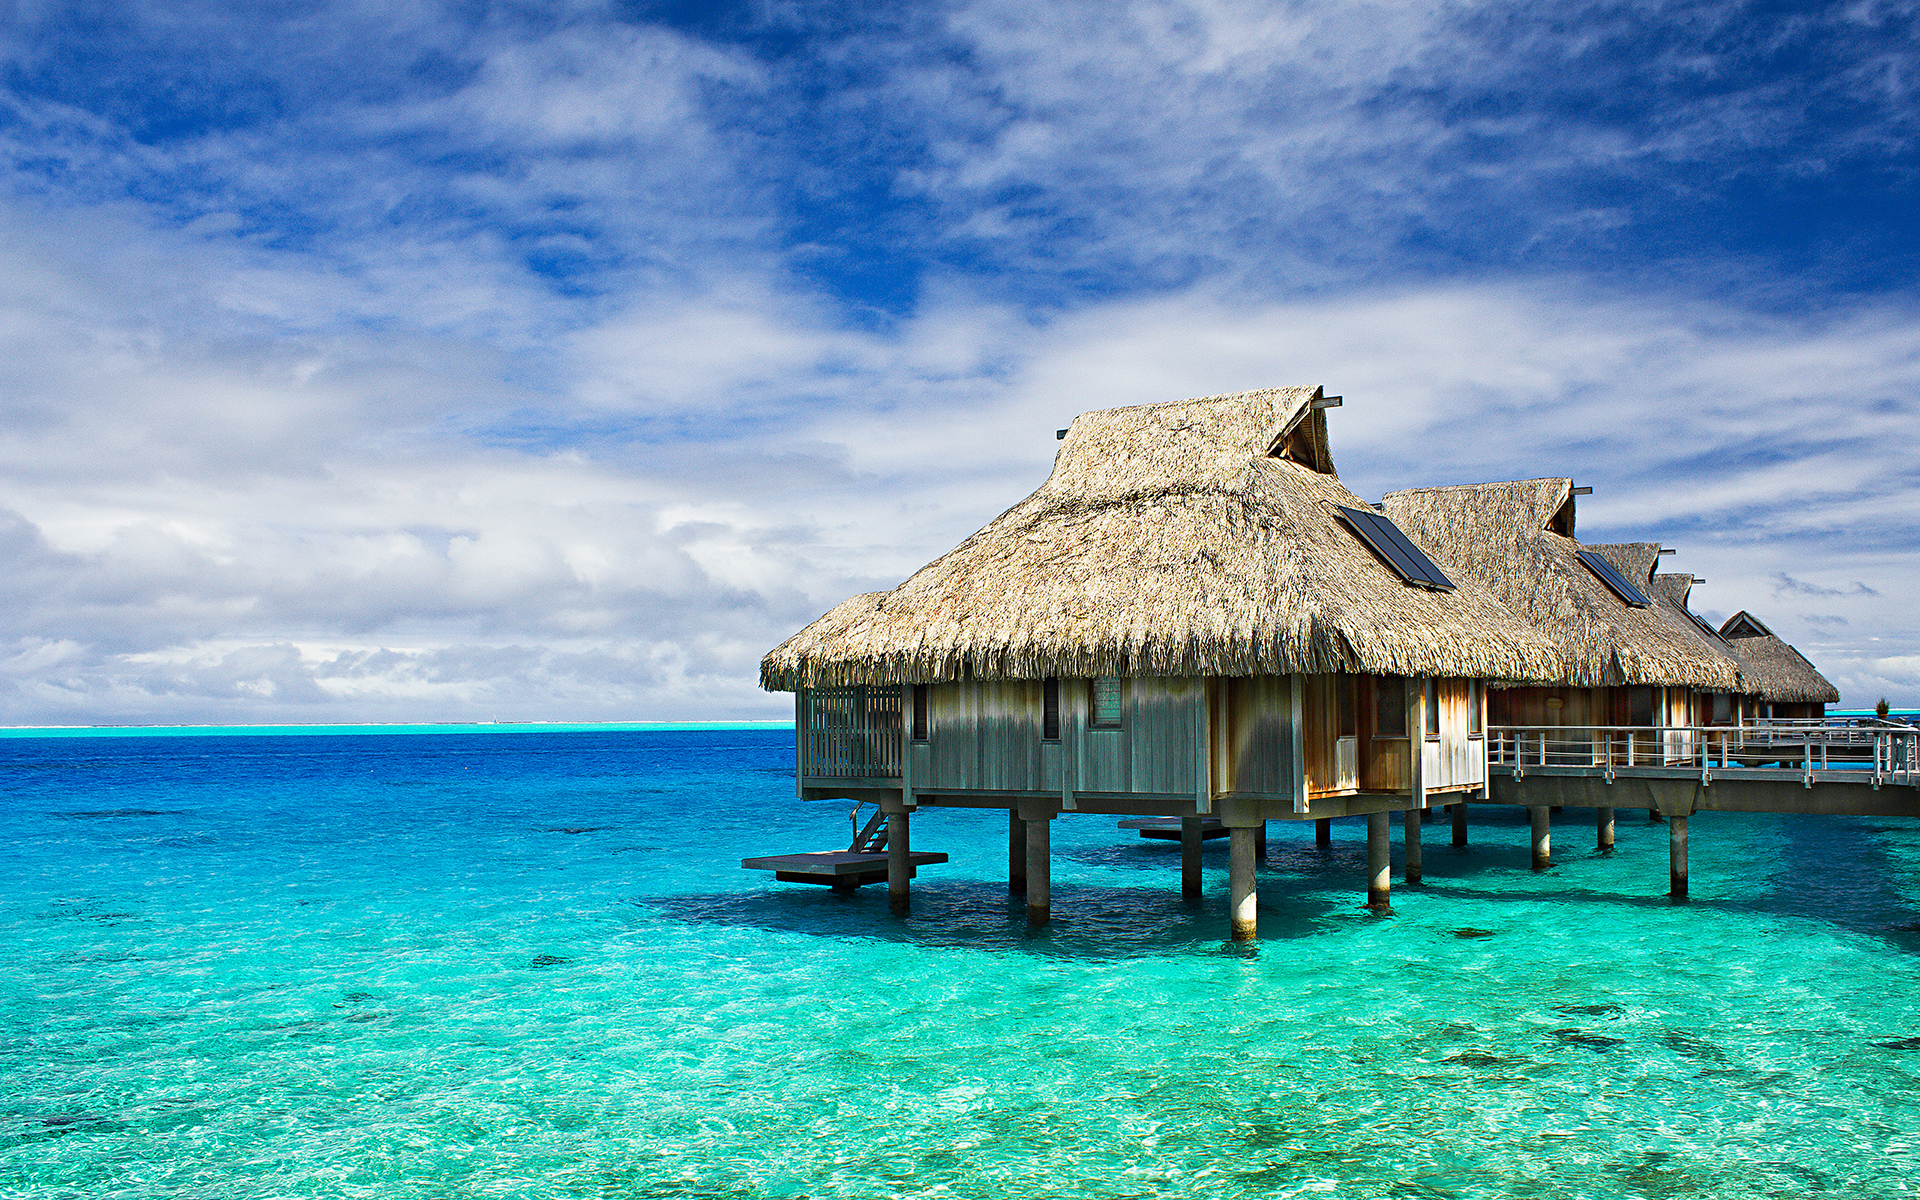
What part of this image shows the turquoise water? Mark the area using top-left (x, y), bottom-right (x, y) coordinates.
top-left (3, 728), bottom-right (1918, 1198)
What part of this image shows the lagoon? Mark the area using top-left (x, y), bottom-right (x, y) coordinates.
top-left (2, 726), bottom-right (1917, 1197)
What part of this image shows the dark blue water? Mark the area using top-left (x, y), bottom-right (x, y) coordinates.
top-left (3, 727), bottom-right (1918, 1198)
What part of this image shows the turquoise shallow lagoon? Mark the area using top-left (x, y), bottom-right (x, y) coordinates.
top-left (3, 726), bottom-right (1918, 1198)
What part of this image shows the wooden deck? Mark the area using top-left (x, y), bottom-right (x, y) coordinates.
top-left (742, 850), bottom-right (949, 890)
top-left (1117, 817), bottom-right (1230, 840)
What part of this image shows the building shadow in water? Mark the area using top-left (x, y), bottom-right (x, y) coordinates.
top-left (655, 811), bottom-right (1920, 958)
top-left (644, 874), bottom-right (1359, 959)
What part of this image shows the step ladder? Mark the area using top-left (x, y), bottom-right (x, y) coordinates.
top-left (850, 803), bottom-right (888, 851)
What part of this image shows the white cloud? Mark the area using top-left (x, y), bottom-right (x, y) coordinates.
top-left (0, 1), bottom-right (1915, 722)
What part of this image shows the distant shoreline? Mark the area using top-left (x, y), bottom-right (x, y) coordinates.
top-left (0, 720), bottom-right (795, 738)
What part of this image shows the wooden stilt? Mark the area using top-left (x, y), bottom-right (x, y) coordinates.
top-left (1316, 818), bottom-right (1331, 848)
top-left (1008, 808), bottom-right (1027, 894)
top-left (1229, 826), bottom-right (1257, 940)
top-left (1452, 802), bottom-right (1468, 847)
top-left (1366, 812), bottom-right (1390, 909)
top-left (1180, 815), bottom-right (1203, 900)
top-left (1530, 805), bottom-right (1551, 871)
top-left (1597, 806), bottom-right (1615, 852)
top-left (1669, 815), bottom-right (1688, 900)
top-left (1025, 816), bottom-right (1051, 926)
top-left (1404, 808), bottom-right (1422, 884)
top-left (888, 810), bottom-right (912, 913)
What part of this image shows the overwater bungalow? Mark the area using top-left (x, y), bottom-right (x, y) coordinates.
top-left (759, 387), bottom-right (1566, 932)
top-left (1716, 610), bottom-right (1838, 719)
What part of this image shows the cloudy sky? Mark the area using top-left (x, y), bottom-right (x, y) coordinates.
top-left (0, 0), bottom-right (1915, 724)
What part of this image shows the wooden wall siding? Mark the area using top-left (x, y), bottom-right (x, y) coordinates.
top-left (925, 680), bottom-right (1045, 792)
top-left (1225, 676), bottom-right (1302, 797)
top-left (1427, 677), bottom-right (1477, 791)
top-left (1124, 676), bottom-right (1206, 796)
top-left (1490, 686), bottom-right (1613, 729)
top-left (1366, 737), bottom-right (1410, 792)
top-left (913, 677), bottom-right (1206, 797)
top-left (1302, 674), bottom-right (1340, 796)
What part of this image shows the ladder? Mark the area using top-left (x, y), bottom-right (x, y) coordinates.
top-left (849, 804), bottom-right (888, 852)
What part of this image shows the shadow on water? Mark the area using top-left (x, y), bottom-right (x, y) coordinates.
top-left (1747, 814), bottom-right (1920, 942)
top-left (661, 808), bottom-right (1920, 957)
top-left (646, 876), bottom-right (1358, 959)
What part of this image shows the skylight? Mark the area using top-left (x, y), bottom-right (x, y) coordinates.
top-left (1336, 506), bottom-right (1455, 591)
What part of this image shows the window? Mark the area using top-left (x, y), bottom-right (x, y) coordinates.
top-left (1042, 678), bottom-right (1061, 741)
top-left (911, 684), bottom-right (929, 741)
top-left (1576, 550), bottom-right (1650, 607)
top-left (1628, 686), bottom-right (1653, 727)
top-left (1424, 678), bottom-right (1439, 737)
top-left (1375, 676), bottom-right (1407, 737)
top-left (1468, 680), bottom-right (1483, 735)
top-left (1089, 677), bottom-right (1123, 728)
top-left (1337, 674), bottom-right (1355, 738)
top-left (1334, 507), bottom-right (1455, 591)
top-left (1711, 692), bottom-right (1730, 724)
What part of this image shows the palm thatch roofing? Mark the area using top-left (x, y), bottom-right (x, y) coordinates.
top-left (1716, 610), bottom-right (1840, 703)
top-left (1380, 483), bottom-right (1741, 690)
top-left (762, 387), bottom-right (1569, 691)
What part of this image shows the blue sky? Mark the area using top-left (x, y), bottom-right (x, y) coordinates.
top-left (0, 0), bottom-right (1915, 722)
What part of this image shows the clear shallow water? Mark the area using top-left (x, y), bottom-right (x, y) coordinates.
top-left (2, 728), bottom-right (1918, 1199)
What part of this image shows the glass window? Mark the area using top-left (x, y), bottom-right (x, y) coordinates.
top-left (1468, 680), bottom-right (1483, 734)
top-left (1042, 678), bottom-right (1061, 741)
top-left (1424, 678), bottom-right (1440, 737)
top-left (1628, 686), bottom-right (1653, 726)
top-left (1375, 676), bottom-right (1407, 737)
top-left (1337, 674), bottom-right (1355, 738)
top-left (911, 684), bottom-right (929, 741)
top-left (1711, 692), bottom-right (1730, 724)
top-left (1089, 677), bottom-right (1123, 728)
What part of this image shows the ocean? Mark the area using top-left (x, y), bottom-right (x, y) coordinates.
top-left (2, 725), bottom-right (1917, 1198)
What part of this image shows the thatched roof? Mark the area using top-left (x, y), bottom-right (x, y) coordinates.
top-left (1717, 610), bottom-right (1840, 703)
top-left (1600, 554), bottom-right (1747, 682)
top-left (1380, 483), bottom-right (1740, 690)
top-left (763, 387), bottom-right (1569, 690)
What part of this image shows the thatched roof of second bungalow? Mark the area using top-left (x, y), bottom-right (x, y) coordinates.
top-left (1717, 610), bottom-right (1840, 703)
top-left (1381, 481), bottom-right (1741, 691)
top-left (762, 387), bottom-right (1568, 691)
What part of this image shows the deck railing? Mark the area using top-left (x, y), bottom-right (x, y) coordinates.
top-left (1489, 720), bottom-right (1919, 788)
top-left (800, 686), bottom-right (904, 780)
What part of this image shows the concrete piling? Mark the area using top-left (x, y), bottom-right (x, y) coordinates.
top-left (1452, 802), bottom-right (1468, 847)
top-left (1669, 815), bottom-right (1688, 900)
top-left (1530, 805), bottom-right (1551, 871)
top-left (1316, 818), bottom-right (1331, 848)
top-left (1230, 826), bottom-right (1258, 940)
top-left (1180, 815), bottom-right (1203, 900)
top-left (1597, 806), bottom-right (1615, 852)
top-left (1404, 808), bottom-right (1422, 884)
top-left (1366, 812), bottom-right (1391, 910)
top-left (888, 810), bottom-right (912, 914)
top-left (1008, 809), bottom-right (1026, 894)
top-left (1025, 815), bottom-right (1051, 926)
